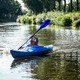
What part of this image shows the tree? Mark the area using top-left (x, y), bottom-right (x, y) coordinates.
top-left (63, 0), bottom-right (66, 12)
top-left (23, 0), bottom-right (57, 14)
top-left (23, 0), bottom-right (43, 14)
top-left (0, 0), bottom-right (22, 21)
top-left (70, 0), bottom-right (73, 12)
top-left (76, 0), bottom-right (79, 11)
top-left (23, 0), bottom-right (80, 14)
top-left (53, 0), bottom-right (56, 10)
top-left (66, 0), bottom-right (80, 12)
top-left (57, 0), bottom-right (62, 11)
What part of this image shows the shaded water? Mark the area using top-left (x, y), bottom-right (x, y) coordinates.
top-left (0, 22), bottom-right (80, 80)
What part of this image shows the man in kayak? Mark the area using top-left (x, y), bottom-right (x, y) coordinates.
top-left (29, 37), bottom-right (38, 46)
top-left (20, 36), bottom-right (38, 49)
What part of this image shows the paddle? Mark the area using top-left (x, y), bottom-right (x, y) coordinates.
top-left (18, 19), bottom-right (50, 50)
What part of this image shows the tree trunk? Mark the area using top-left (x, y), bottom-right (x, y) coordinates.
top-left (64, 0), bottom-right (66, 12)
top-left (58, 0), bottom-right (62, 11)
top-left (76, 0), bottom-right (79, 11)
top-left (70, 0), bottom-right (73, 12)
top-left (53, 0), bottom-right (56, 10)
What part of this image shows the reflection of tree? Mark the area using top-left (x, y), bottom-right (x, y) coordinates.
top-left (62, 60), bottom-right (79, 80)
top-left (32, 55), bottom-right (80, 80)
top-left (32, 56), bottom-right (62, 80)
top-left (10, 53), bottom-right (80, 80)
top-left (39, 29), bottom-right (56, 45)
top-left (29, 25), bottom-right (37, 34)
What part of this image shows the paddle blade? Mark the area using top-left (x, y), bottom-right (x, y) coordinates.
top-left (40, 19), bottom-right (50, 29)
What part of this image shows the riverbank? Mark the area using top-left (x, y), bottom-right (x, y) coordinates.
top-left (17, 11), bottom-right (80, 27)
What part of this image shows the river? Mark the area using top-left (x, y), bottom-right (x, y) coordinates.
top-left (0, 22), bottom-right (80, 80)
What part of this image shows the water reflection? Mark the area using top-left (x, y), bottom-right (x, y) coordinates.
top-left (10, 56), bottom-right (48, 80)
top-left (10, 53), bottom-right (80, 80)
top-left (32, 54), bottom-right (80, 80)
top-left (11, 56), bottom-right (42, 68)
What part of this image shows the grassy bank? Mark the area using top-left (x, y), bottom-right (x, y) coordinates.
top-left (17, 11), bottom-right (80, 27)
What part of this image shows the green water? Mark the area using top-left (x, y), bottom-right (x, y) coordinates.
top-left (0, 22), bottom-right (80, 80)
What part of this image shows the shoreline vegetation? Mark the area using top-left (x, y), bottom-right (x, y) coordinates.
top-left (0, 0), bottom-right (80, 27)
top-left (17, 11), bottom-right (80, 27)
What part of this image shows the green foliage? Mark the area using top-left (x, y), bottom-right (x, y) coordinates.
top-left (0, 0), bottom-right (22, 22)
top-left (17, 15), bottom-right (36, 24)
top-left (61, 16), bottom-right (72, 26)
top-left (72, 15), bottom-right (79, 21)
top-left (23, 0), bottom-right (80, 14)
top-left (23, 0), bottom-right (44, 14)
top-left (72, 12), bottom-right (80, 21)
top-left (73, 19), bottom-right (80, 27)
top-left (17, 11), bottom-right (64, 25)
top-left (0, 0), bottom-right (79, 22)
top-left (60, 12), bottom-right (80, 26)
top-left (23, 0), bottom-right (63, 14)
top-left (66, 1), bottom-right (80, 12)
top-left (17, 11), bottom-right (80, 28)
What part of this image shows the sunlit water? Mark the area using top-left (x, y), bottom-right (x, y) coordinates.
top-left (0, 22), bottom-right (80, 80)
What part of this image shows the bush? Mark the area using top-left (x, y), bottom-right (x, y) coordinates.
top-left (61, 16), bottom-right (72, 26)
top-left (17, 15), bottom-right (36, 24)
top-left (72, 15), bottom-right (79, 21)
top-left (17, 12), bottom-right (80, 27)
top-left (74, 19), bottom-right (80, 27)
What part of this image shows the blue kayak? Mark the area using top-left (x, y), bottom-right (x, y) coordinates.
top-left (10, 45), bottom-right (53, 58)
